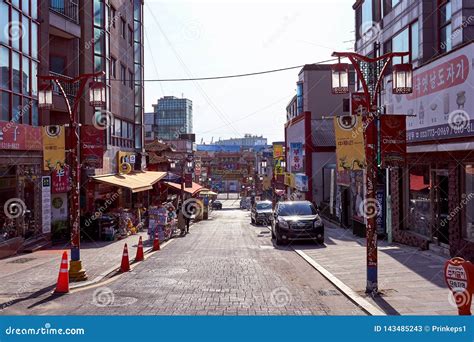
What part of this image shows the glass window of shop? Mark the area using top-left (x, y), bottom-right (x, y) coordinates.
top-left (0, 1), bottom-right (39, 125)
top-left (464, 165), bottom-right (474, 241)
top-left (407, 165), bottom-right (431, 237)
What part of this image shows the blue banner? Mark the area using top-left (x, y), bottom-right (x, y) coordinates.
top-left (0, 316), bottom-right (472, 342)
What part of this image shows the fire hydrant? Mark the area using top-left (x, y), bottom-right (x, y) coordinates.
top-left (444, 257), bottom-right (474, 315)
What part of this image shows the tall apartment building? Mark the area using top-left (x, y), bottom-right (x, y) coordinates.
top-left (148, 96), bottom-right (193, 141)
top-left (213, 134), bottom-right (267, 147)
top-left (0, 0), bottom-right (145, 257)
top-left (353, 0), bottom-right (474, 259)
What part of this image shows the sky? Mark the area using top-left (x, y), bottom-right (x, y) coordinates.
top-left (143, 0), bottom-right (355, 144)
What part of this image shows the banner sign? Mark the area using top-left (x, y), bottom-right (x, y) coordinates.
top-left (52, 165), bottom-right (70, 194)
top-left (334, 116), bottom-right (366, 171)
top-left (117, 151), bottom-right (136, 173)
top-left (81, 125), bottom-right (105, 168)
top-left (294, 173), bottom-right (309, 192)
top-left (351, 92), bottom-right (369, 116)
top-left (185, 173), bottom-right (193, 188)
top-left (41, 176), bottom-right (52, 234)
top-left (0, 122), bottom-right (42, 151)
top-left (388, 43), bottom-right (474, 142)
top-left (273, 144), bottom-right (284, 158)
top-left (194, 158), bottom-right (202, 176)
top-left (380, 115), bottom-right (407, 168)
top-left (43, 125), bottom-right (66, 171)
top-left (289, 143), bottom-right (303, 172)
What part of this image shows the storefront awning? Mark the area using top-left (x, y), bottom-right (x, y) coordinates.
top-left (163, 181), bottom-right (204, 195)
top-left (199, 190), bottom-right (217, 196)
top-left (92, 171), bottom-right (167, 193)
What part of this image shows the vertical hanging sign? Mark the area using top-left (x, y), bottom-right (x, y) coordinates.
top-left (42, 176), bottom-right (52, 234)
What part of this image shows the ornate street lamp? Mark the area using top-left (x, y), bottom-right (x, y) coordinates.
top-left (280, 160), bottom-right (286, 169)
top-left (331, 61), bottom-right (350, 94)
top-left (37, 71), bottom-right (105, 282)
top-left (392, 63), bottom-right (413, 94)
top-left (89, 81), bottom-right (106, 107)
top-left (261, 159), bottom-right (267, 169)
top-left (170, 160), bottom-right (176, 169)
top-left (38, 84), bottom-right (53, 109)
top-left (331, 50), bottom-right (412, 294)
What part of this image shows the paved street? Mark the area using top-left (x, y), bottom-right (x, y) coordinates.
top-left (1, 200), bottom-right (364, 315)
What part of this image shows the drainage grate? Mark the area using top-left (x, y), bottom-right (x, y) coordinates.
top-left (7, 257), bottom-right (35, 264)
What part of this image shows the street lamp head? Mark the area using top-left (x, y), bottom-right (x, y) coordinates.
top-left (170, 161), bottom-right (176, 169)
top-left (38, 84), bottom-right (53, 109)
top-left (89, 81), bottom-right (106, 107)
top-left (280, 161), bottom-right (286, 168)
top-left (261, 159), bottom-right (267, 168)
top-left (331, 62), bottom-right (350, 94)
top-left (187, 161), bottom-right (193, 168)
top-left (392, 63), bottom-right (413, 94)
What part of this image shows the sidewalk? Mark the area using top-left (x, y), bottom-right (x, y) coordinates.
top-left (295, 220), bottom-right (456, 315)
top-left (0, 231), bottom-right (149, 307)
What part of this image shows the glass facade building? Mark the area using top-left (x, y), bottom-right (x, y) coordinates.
top-left (0, 0), bottom-right (39, 125)
top-left (153, 96), bottom-right (193, 141)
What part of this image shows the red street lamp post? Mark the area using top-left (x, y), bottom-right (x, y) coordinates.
top-left (331, 49), bottom-right (412, 293)
top-left (38, 72), bottom-right (105, 281)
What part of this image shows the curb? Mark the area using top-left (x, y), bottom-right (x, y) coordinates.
top-left (294, 249), bottom-right (386, 316)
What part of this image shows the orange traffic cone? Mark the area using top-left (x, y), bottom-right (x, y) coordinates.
top-left (153, 231), bottom-right (161, 251)
top-left (54, 251), bottom-right (69, 293)
top-left (135, 236), bottom-right (144, 261)
top-left (120, 243), bottom-right (130, 272)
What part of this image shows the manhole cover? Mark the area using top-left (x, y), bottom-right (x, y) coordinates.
top-left (318, 289), bottom-right (341, 296)
top-left (8, 257), bottom-right (35, 264)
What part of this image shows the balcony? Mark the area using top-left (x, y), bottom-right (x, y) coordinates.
top-left (50, 0), bottom-right (79, 23)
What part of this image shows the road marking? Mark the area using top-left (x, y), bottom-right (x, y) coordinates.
top-left (293, 249), bottom-right (385, 316)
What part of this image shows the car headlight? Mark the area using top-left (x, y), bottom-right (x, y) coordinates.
top-left (313, 216), bottom-right (323, 228)
top-left (278, 219), bottom-right (289, 228)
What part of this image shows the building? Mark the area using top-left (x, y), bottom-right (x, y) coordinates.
top-left (0, 0), bottom-right (43, 257)
top-left (353, 0), bottom-right (474, 259)
top-left (148, 96), bottom-right (193, 141)
top-left (213, 134), bottom-right (267, 147)
top-left (284, 64), bottom-right (352, 205)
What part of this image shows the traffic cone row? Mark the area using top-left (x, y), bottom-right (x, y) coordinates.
top-left (54, 251), bottom-right (69, 294)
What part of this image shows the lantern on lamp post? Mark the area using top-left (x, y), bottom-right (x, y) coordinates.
top-left (331, 61), bottom-right (350, 94)
top-left (38, 84), bottom-right (53, 109)
top-left (392, 63), bottom-right (413, 94)
top-left (89, 81), bottom-right (106, 107)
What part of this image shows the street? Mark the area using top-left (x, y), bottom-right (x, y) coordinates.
top-left (1, 200), bottom-right (364, 315)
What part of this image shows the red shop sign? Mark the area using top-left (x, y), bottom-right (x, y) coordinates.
top-left (380, 115), bottom-right (406, 168)
top-left (0, 122), bottom-right (42, 151)
top-left (52, 166), bottom-right (70, 194)
top-left (81, 125), bottom-right (105, 168)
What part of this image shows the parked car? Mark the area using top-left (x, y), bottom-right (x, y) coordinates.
top-left (270, 201), bottom-right (324, 245)
top-left (251, 200), bottom-right (273, 226)
top-left (211, 200), bottom-right (223, 210)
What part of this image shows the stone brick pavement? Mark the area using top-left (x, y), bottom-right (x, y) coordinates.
top-left (0, 231), bottom-right (149, 307)
top-left (293, 220), bottom-right (457, 315)
top-left (1, 202), bottom-right (365, 315)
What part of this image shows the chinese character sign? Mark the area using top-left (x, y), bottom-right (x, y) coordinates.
top-left (289, 143), bottom-right (303, 173)
top-left (334, 116), bottom-right (366, 171)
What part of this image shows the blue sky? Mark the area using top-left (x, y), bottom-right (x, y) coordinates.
top-left (144, 0), bottom-right (354, 144)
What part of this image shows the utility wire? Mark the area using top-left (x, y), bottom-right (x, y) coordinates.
top-left (109, 58), bottom-right (339, 82)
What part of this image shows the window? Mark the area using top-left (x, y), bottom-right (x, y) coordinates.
top-left (362, 0), bottom-right (373, 26)
top-left (464, 165), bottom-right (474, 241)
top-left (110, 6), bottom-right (116, 28)
top-left (407, 165), bottom-right (431, 237)
top-left (0, 46), bottom-right (9, 90)
top-left (50, 56), bottom-right (66, 74)
top-left (121, 18), bottom-right (126, 38)
top-left (128, 70), bottom-right (133, 88)
top-left (410, 21), bottom-right (419, 61)
top-left (110, 57), bottom-right (116, 78)
top-left (120, 64), bottom-right (126, 85)
top-left (128, 25), bottom-right (133, 46)
top-left (392, 27), bottom-right (409, 65)
top-left (439, 0), bottom-right (452, 53)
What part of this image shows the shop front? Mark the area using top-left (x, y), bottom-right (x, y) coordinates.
top-left (0, 123), bottom-right (43, 258)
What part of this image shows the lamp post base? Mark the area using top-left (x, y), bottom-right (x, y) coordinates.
top-left (69, 260), bottom-right (88, 281)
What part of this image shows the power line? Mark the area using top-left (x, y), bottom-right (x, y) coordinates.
top-left (109, 58), bottom-right (338, 82)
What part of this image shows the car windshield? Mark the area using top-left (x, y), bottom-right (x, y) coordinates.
top-left (256, 202), bottom-right (272, 210)
top-left (278, 203), bottom-right (316, 216)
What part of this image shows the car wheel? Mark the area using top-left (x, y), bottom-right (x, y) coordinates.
top-left (275, 227), bottom-right (283, 246)
top-left (317, 237), bottom-right (324, 244)
top-left (251, 217), bottom-right (255, 224)
top-left (271, 228), bottom-right (275, 239)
